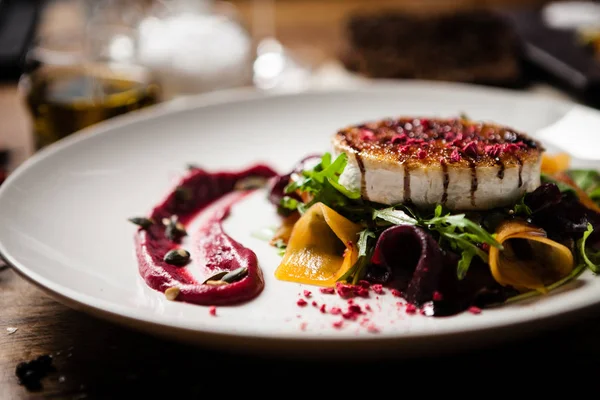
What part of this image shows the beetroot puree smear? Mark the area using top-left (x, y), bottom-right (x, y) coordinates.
top-left (134, 165), bottom-right (277, 305)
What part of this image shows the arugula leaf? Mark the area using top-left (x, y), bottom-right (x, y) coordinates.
top-left (512, 196), bottom-right (532, 216)
top-left (457, 247), bottom-right (476, 280)
top-left (569, 169), bottom-right (600, 192)
top-left (423, 206), bottom-right (501, 249)
top-left (280, 152), bottom-right (363, 218)
top-left (337, 229), bottom-right (376, 284)
top-left (279, 196), bottom-right (299, 211)
top-left (357, 229), bottom-right (376, 257)
top-left (327, 178), bottom-right (361, 199)
top-left (578, 223), bottom-right (600, 273)
top-left (372, 207), bottom-right (418, 226)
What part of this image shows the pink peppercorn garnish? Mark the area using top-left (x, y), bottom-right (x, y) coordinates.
top-left (358, 280), bottom-right (370, 289)
top-left (503, 143), bottom-right (520, 154)
top-left (319, 304), bottom-right (326, 313)
top-left (417, 149), bottom-right (427, 159)
top-left (485, 144), bottom-right (502, 158)
top-left (405, 304), bottom-right (417, 314)
top-left (330, 307), bottom-right (342, 315)
top-left (332, 320), bottom-right (344, 329)
top-left (462, 141), bottom-right (479, 157)
top-left (444, 132), bottom-right (456, 142)
top-left (359, 129), bottom-right (375, 141)
top-left (342, 311), bottom-right (359, 320)
top-left (371, 284), bottom-right (384, 294)
top-left (468, 306), bottom-right (482, 314)
top-left (311, 301), bottom-right (318, 307)
top-left (320, 287), bottom-right (335, 294)
top-left (348, 304), bottom-right (362, 314)
top-left (391, 133), bottom-right (407, 144)
top-left (432, 291), bottom-right (443, 301)
top-left (303, 290), bottom-right (312, 298)
top-left (391, 288), bottom-right (402, 297)
top-left (450, 148), bottom-right (461, 163)
top-left (209, 306), bottom-right (217, 316)
top-left (335, 282), bottom-right (356, 298)
top-left (297, 298), bottom-right (308, 307)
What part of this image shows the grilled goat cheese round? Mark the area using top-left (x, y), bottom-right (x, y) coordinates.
top-left (332, 117), bottom-right (543, 210)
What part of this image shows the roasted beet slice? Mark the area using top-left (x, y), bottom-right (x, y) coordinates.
top-left (371, 225), bottom-right (443, 304)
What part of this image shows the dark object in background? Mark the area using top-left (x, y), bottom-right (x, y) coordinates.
top-left (0, 0), bottom-right (41, 82)
top-left (505, 9), bottom-right (600, 108)
top-left (342, 9), bottom-right (526, 87)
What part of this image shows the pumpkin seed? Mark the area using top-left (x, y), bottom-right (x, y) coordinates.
top-left (128, 217), bottom-right (155, 230)
top-left (164, 287), bottom-right (180, 301)
top-left (234, 176), bottom-right (268, 191)
top-left (221, 266), bottom-right (248, 283)
top-left (205, 280), bottom-right (228, 286)
top-left (163, 249), bottom-right (190, 266)
top-left (174, 186), bottom-right (192, 203)
top-left (164, 215), bottom-right (187, 241)
top-left (202, 271), bottom-right (228, 283)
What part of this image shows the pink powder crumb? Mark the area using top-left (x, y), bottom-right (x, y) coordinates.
top-left (330, 307), bottom-right (342, 315)
top-left (209, 306), bottom-right (217, 316)
top-left (348, 304), bottom-right (362, 314)
top-left (342, 311), bottom-right (359, 320)
top-left (433, 291), bottom-right (443, 301)
top-left (320, 287), bottom-right (335, 295)
top-left (371, 284), bottom-right (384, 294)
top-left (332, 320), bottom-right (344, 329)
top-left (391, 289), bottom-right (402, 297)
top-left (367, 324), bottom-right (381, 334)
top-left (300, 322), bottom-right (308, 331)
top-left (356, 287), bottom-right (369, 298)
top-left (405, 304), bottom-right (417, 314)
top-left (365, 304), bottom-right (373, 312)
top-left (303, 290), bottom-right (312, 298)
top-left (311, 301), bottom-right (318, 307)
top-left (297, 298), bottom-right (308, 307)
top-left (468, 306), bottom-right (482, 314)
top-left (358, 280), bottom-right (370, 289)
top-left (319, 304), bottom-right (326, 313)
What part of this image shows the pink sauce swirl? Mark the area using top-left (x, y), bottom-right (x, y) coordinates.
top-left (134, 164), bottom-right (278, 305)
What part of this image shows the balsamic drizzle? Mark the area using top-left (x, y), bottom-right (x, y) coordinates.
top-left (495, 158), bottom-right (505, 180)
top-left (403, 163), bottom-right (411, 204)
top-left (516, 156), bottom-right (523, 187)
top-left (354, 151), bottom-right (368, 200)
top-left (468, 160), bottom-right (478, 207)
top-left (441, 161), bottom-right (449, 205)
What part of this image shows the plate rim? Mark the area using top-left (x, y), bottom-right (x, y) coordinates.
top-left (1, 80), bottom-right (597, 352)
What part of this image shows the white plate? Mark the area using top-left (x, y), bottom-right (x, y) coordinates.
top-left (2, 81), bottom-right (600, 357)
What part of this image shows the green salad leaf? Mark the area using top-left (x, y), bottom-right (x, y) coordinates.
top-left (280, 152), bottom-right (363, 218)
top-left (578, 223), bottom-right (600, 273)
top-left (337, 229), bottom-right (376, 284)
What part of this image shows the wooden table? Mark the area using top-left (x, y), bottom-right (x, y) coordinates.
top-left (2, 0), bottom-right (600, 398)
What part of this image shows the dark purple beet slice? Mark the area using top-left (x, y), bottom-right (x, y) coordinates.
top-left (371, 225), bottom-right (443, 305)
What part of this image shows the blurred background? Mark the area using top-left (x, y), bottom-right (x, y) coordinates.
top-left (2, 0), bottom-right (600, 176)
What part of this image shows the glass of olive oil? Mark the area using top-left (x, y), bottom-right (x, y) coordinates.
top-left (20, 62), bottom-right (160, 150)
